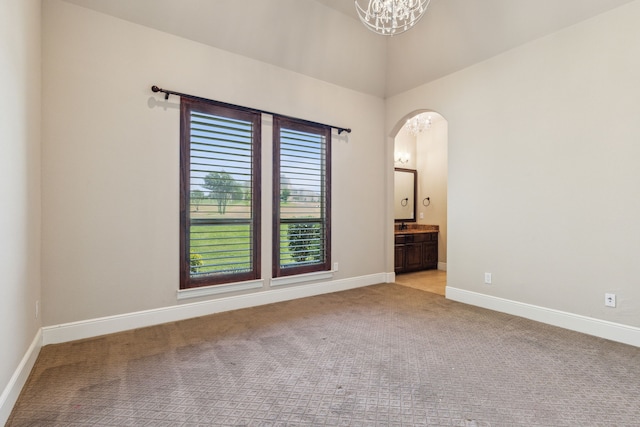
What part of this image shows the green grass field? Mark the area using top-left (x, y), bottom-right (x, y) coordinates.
top-left (189, 199), bottom-right (323, 276)
top-left (190, 224), bottom-right (253, 275)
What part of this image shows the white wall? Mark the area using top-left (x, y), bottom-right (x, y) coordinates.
top-left (387, 0), bottom-right (640, 329)
top-left (42, 0), bottom-right (386, 326)
top-left (417, 116), bottom-right (448, 265)
top-left (0, 0), bottom-right (41, 421)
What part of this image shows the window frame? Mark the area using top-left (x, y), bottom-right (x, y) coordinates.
top-left (272, 116), bottom-right (331, 278)
top-left (180, 98), bottom-right (261, 289)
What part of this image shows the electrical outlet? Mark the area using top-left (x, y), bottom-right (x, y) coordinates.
top-left (333, 262), bottom-right (339, 272)
top-left (484, 272), bottom-right (492, 284)
top-left (605, 293), bottom-right (616, 308)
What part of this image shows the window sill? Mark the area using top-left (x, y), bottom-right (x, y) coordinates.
top-left (270, 270), bottom-right (334, 288)
top-left (177, 279), bottom-right (264, 301)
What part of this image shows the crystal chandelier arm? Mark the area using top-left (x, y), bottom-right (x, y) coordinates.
top-left (405, 113), bottom-right (432, 136)
top-left (355, 0), bottom-right (431, 36)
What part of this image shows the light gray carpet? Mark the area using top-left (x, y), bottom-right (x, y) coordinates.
top-left (8, 283), bottom-right (640, 426)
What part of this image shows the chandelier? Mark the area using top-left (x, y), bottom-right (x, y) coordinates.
top-left (355, 0), bottom-right (431, 36)
top-left (405, 113), bottom-right (432, 136)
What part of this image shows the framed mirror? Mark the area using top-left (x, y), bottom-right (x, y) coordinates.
top-left (394, 168), bottom-right (417, 222)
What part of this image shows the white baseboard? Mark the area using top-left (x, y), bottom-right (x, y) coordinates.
top-left (437, 262), bottom-right (447, 271)
top-left (42, 273), bottom-right (387, 345)
top-left (446, 286), bottom-right (640, 348)
top-left (385, 272), bottom-right (396, 283)
top-left (0, 329), bottom-right (42, 425)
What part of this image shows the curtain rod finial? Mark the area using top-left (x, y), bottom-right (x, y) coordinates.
top-left (151, 85), bottom-right (170, 100)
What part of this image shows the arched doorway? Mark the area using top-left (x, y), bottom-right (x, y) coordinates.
top-left (391, 110), bottom-right (448, 295)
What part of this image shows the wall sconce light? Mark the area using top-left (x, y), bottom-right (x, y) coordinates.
top-left (395, 151), bottom-right (410, 164)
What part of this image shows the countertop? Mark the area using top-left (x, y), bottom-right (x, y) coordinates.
top-left (394, 224), bottom-right (439, 234)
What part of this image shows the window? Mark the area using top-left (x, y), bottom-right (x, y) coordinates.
top-left (180, 98), bottom-right (261, 289)
top-left (273, 117), bottom-right (331, 277)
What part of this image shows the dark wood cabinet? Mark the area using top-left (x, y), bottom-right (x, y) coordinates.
top-left (405, 241), bottom-right (424, 270)
top-left (394, 232), bottom-right (438, 273)
top-left (394, 244), bottom-right (405, 271)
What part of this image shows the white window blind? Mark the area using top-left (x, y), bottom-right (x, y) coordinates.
top-left (274, 118), bottom-right (331, 277)
top-left (181, 99), bottom-right (260, 288)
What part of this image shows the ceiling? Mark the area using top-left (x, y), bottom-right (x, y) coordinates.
top-left (315, 0), bottom-right (360, 19)
top-left (60, 0), bottom-right (635, 98)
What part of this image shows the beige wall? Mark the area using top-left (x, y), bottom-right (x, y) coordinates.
top-left (61, 0), bottom-right (388, 97)
top-left (417, 116), bottom-right (448, 265)
top-left (41, 0), bottom-right (386, 326)
top-left (387, 0), bottom-right (640, 327)
top-left (393, 127), bottom-right (417, 222)
top-left (0, 0), bottom-right (41, 419)
top-left (393, 126), bottom-right (417, 170)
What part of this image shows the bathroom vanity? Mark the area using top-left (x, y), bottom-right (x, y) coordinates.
top-left (394, 225), bottom-right (438, 273)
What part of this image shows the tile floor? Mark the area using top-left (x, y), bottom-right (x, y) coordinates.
top-left (394, 269), bottom-right (446, 295)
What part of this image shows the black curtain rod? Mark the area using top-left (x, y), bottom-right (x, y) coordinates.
top-left (151, 85), bottom-right (351, 134)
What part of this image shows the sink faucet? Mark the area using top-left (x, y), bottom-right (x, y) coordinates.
top-left (400, 222), bottom-right (408, 230)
